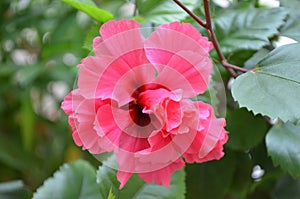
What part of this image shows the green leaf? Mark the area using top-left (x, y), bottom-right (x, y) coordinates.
top-left (62, 0), bottom-right (114, 22)
top-left (137, 0), bottom-right (196, 24)
top-left (20, 90), bottom-right (35, 151)
top-left (33, 160), bottom-right (101, 199)
top-left (244, 48), bottom-right (270, 70)
top-left (280, 0), bottom-right (300, 42)
top-left (186, 153), bottom-right (235, 199)
top-left (97, 155), bottom-right (186, 199)
top-left (0, 180), bottom-right (32, 199)
top-left (266, 121), bottom-right (300, 177)
top-left (107, 188), bottom-right (115, 199)
top-left (214, 7), bottom-right (287, 54)
top-left (273, 175), bottom-right (300, 199)
top-left (232, 43), bottom-right (300, 122)
top-left (226, 108), bottom-right (268, 151)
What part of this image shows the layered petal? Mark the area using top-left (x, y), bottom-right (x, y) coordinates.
top-left (145, 23), bottom-right (213, 96)
top-left (159, 22), bottom-right (213, 53)
top-left (138, 158), bottom-right (185, 187)
top-left (94, 20), bottom-right (144, 57)
top-left (61, 20), bottom-right (228, 190)
top-left (183, 101), bottom-right (228, 163)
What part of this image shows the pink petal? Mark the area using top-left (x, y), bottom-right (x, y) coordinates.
top-left (96, 104), bottom-right (124, 146)
top-left (76, 99), bottom-right (114, 154)
top-left (92, 36), bottom-right (102, 49)
top-left (159, 22), bottom-right (213, 53)
top-left (198, 117), bottom-right (227, 158)
top-left (94, 20), bottom-right (144, 57)
top-left (100, 20), bottom-right (140, 40)
top-left (139, 88), bottom-right (182, 111)
top-left (137, 158), bottom-right (185, 187)
top-left (108, 63), bottom-right (157, 107)
top-left (117, 170), bottom-right (133, 189)
top-left (61, 89), bottom-right (83, 114)
top-left (96, 50), bottom-right (154, 104)
top-left (145, 22), bottom-right (210, 67)
top-left (77, 55), bottom-right (113, 99)
top-left (153, 50), bottom-right (212, 97)
top-left (182, 101), bottom-right (228, 163)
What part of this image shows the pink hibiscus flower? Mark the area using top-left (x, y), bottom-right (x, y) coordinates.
top-left (61, 19), bottom-right (228, 189)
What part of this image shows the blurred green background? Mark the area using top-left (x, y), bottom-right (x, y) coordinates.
top-left (0, 0), bottom-right (97, 192)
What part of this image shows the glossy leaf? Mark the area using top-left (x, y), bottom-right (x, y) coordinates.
top-left (226, 108), bottom-right (268, 151)
top-left (280, 0), bottom-right (300, 42)
top-left (137, 0), bottom-right (196, 24)
top-left (266, 121), bottom-right (300, 177)
top-left (62, 0), bottom-right (114, 22)
top-left (97, 155), bottom-right (186, 199)
top-left (33, 160), bottom-right (101, 199)
top-left (232, 43), bottom-right (300, 122)
top-left (214, 7), bottom-right (287, 54)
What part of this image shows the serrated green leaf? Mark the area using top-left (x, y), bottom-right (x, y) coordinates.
top-left (266, 122), bottom-right (300, 177)
top-left (214, 7), bottom-right (287, 54)
top-left (232, 43), bottom-right (300, 122)
top-left (97, 155), bottom-right (186, 199)
top-left (33, 160), bottom-right (101, 199)
top-left (280, 0), bottom-right (300, 42)
top-left (226, 108), bottom-right (268, 151)
top-left (137, 0), bottom-right (196, 24)
top-left (62, 0), bottom-right (113, 22)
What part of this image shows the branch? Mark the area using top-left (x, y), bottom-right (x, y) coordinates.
top-left (173, 0), bottom-right (206, 28)
top-left (173, 0), bottom-right (249, 77)
top-left (134, 0), bottom-right (138, 16)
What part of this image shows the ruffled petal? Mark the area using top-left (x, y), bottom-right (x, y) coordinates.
top-left (182, 101), bottom-right (228, 163)
top-left (94, 20), bottom-right (144, 57)
top-left (145, 22), bottom-right (211, 67)
top-left (137, 158), bottom-right (185, 187)
top-left (78, 55), bottom-right (114, 99)
top-left (117, 170), bottom-right (133, 189)
top-left (145, 22), bottom-right (213, 96)
top-left (159, 22), bottom-right (213, 53)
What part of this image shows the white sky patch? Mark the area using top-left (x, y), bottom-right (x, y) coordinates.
top-left (213, 0), bottom-right (232, 8)
top-left (259, 0), bottom-right (280, 7)
top-left (275, 36), bottom-right (298, 48)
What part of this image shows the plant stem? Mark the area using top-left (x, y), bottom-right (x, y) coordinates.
top-left (173, 0), bottom-right (206, 27)
top-left (134, 0), bottom-right (138, 16)
top-left (173, 0), bottom-right (249, 77)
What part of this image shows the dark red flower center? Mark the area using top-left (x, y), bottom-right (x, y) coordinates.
top-left (129, 83), bottom-right (166, 127)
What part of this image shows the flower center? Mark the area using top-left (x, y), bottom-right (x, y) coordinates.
top-left (129, 83), bottom-right (166, 127)
top-left (129, 101), bottom-right (151, 127)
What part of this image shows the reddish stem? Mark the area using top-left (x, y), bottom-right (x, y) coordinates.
top-left (173, 0), bottom-right (249, 77)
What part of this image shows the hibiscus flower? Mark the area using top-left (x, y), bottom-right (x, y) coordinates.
top-left (62, 19), bottom-right (228, 189)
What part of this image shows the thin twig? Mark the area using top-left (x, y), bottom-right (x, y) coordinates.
top-left (173, 0), bottom-right (206, 28)
top-left (203, 0), bottom-right (237, 77)
top-left (173, 0), bottom-right (249, 77)
top-left (134, 0), bottom-right (138, 16)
